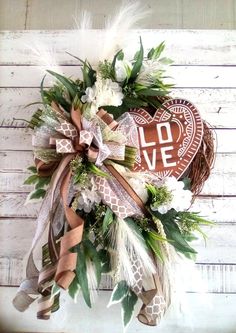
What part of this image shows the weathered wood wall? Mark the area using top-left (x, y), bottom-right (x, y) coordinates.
top-left (0, 30), bottom-right (236, 331)
top-left (1, 0), bottom-right (236, 30)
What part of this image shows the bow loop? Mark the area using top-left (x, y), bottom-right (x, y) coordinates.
top-left (50, 108), bottom-right (137, 167)
top-left (55, 121), bottom-right (78, 140)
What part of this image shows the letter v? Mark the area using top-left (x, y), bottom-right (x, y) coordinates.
top-left (143, 149), bottom-right (156, 170)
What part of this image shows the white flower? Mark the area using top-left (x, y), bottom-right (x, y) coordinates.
top-left (128, 177), bottom-right (148, 204)
top-left (76, 188), bottom-right (101, 213)
top-left (73, 177), bottom-right (101, 213)
top-left (115, 60), bottom-right (131, 82)
top-left (81, 76), bottom-right (124, 117)
top-left (153, 176), bottom-right (192, 214)
top-left (81, 87), bottom-right (96, 104)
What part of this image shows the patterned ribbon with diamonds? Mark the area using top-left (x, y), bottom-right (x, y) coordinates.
top-left (130, 256), bottom-right (167, 326)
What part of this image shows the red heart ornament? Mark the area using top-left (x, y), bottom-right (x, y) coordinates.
top-left (129, 98), bottom-right (203, 179)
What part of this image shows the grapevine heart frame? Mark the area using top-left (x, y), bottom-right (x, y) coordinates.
top-left (13, 5), bottom-right (215, 330)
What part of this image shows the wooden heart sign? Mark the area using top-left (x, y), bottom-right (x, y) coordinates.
top-left (130, 98), bottom-right (203, 179)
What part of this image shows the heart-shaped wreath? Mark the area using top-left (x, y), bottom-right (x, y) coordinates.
top-left (13, 36), bottom-right (214, 328)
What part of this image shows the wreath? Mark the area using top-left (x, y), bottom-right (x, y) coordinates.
top-left (13, 33), bottom-right (214, 329)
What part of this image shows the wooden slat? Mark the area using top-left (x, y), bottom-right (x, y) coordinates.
top-left (1, 150), bottom-right (231, 179)
top-left (0, 127), bottom-right (233, 153)
top-left (0, 172), bottom-right (33, 192)
top-left (1, 258), bottom-right (236, 294)
top-left (0, 218), bottom-right (235, 263)
top-left (0, 193), bottom-right (235, 221)
top-left (0, 193), bottom-right (41, 218)
top-left (0, 151), bottom-right (33, 172)
top-left (0, 0), bottom-right (26, 30)
top-left (0, 258), bottom-right (25, 286)
top-left (182, 0), bottom-right (235, 29)
top-left (0, 218), bottom-right (36, 258)
top-left (1, 153), bottom-right (236, 195)
top-left (1, 88), bottom-right (236, 128)
top-left (1, 65), bottom-right (236, 88)
top-left (192, 197), bottom-right (236, 223)
top-left (1, 30), bottom-right (236, 65)
top-left (1, 255), bottom-right (236, 293)
top-left (100, 263), bottom-right (236, 293)
top-left (193, 224), bottom-right (236, 263)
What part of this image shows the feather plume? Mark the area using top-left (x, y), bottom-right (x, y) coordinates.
top-left (73, 10), bottom-right (93, 30)
top-left (86, 258), bottom-right (98, 303)
top-left (156, 246), bottom-right (208, 314)
top-left (26, 41), bottom-right (61, 78)
top-left (109, 218), bottom-right (156, 286)
top-left (25, 2), bottom-right (150, 77)
top-left (100, 1), bottom-right (150, 61)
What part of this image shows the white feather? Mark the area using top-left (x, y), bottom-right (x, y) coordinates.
top-left (110, 218), bottom-right (156, 286)
top-left (73, 10), bottom-right (93, 30)
top-left (25, 40), bottom-right (61, 78)
top-left (86, 258), bottom-right (98, 303)
top-left (100, 1), bottom-right (150, 61)
top-left (24, 2), bottom-right (150, 80)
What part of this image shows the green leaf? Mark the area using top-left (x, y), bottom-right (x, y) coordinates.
top-left (49, 87), bottom-right (71, 112)
top-left (66, 53), bottom-right (96, 87)
top-left (112, 49), bottom-right (124, 69)
top-left (27, 166), bottom-right (37, 174)
top-left (117, 51), bottom-right (124, 61)
top-left (145, 231), bottom-right (164, 262)
top-left (40, 75), bottom-right (47, 104)
top-left (102, 207), bottom-right (114, 234)
top-left (76, 244), bottom-right (91, 307)
top-left (129, 37), bottom-right (144, 82)
top-left (148, 230), bottom-right (168, 242)
top-left (98, 249), bottom-right (111, 273)
top-left (107, 280), bottom-right (129, 307)
top-left (47, 70), bottom-right (77, 99)
top-left (81, 61), bottom-right (96, 88)
top-left (137, 88), bottom-right (168, 97)
top-left (68, 276), bottom-right (80, 301)
top-left (164, 221), bottom-right (197, 255)
top-left (123, 96), bottom-right (147, 109)
top-left (102, 105), bottom-right (128, 119)
top-left (84, 239), bottom-right (102, 285)
top-left (158, 57), bottom-right (174, 65)
top-left (121, 290), bottom-right (138, 328)
top-left (147, 47), bottom-right (155, 59)
top-left (35, 176), bottom-right (51, 189)
top-left (183, 233), bottom-right (198, 242)
top-left (24, 174), bottom-right (39, 185)
top-left (51, 282), bottom-right (61, 298)
top-left (124, 218), bottom-right (148, 250)
top-left (182, 177), bottom-right (191, 190)
top-left (147, 41), bottom-right (165, 60)
top-left (87, 162), bottom-right (110, 178)
top-left (29, 188), bottom-right (46, 200)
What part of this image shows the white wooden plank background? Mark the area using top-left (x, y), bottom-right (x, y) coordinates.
top-left (0, 30), bottom-right (236, 332)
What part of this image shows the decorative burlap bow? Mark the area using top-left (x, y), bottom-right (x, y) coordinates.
top-left (13, 103), bottom-right (167, 325)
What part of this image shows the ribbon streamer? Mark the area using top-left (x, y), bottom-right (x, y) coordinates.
top-left (130, 256), bottom-right (167, 326)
